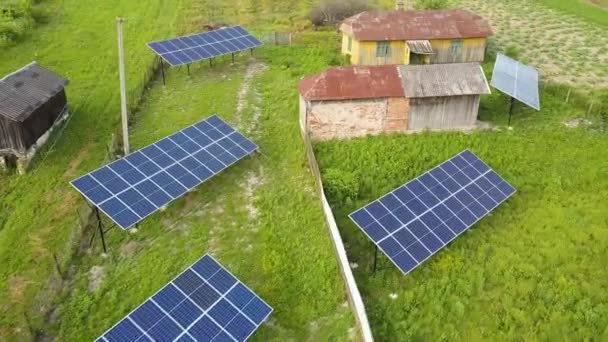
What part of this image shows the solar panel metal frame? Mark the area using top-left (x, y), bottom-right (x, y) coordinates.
top-left (349, 150), bottom-right (516, 275)
top-left (491, 53), bottom-right (540, 111)
top-left (71, 114), bottom-right (258, 230)
top-left (96, 254), bottom-right (273, 342)
top-left (147, 26), bottom-right (263, 67)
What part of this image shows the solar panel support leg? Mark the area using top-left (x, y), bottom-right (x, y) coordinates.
top-left (508, 96), bottom-right (515, 127)
top-left (187, 64), bottom-right (190, 75)
top-left (232, 53), bottom-right (235, 64)
top-left (95, 207), bottom-right (108, 254)
top-left (160, 58), bottom-right (166, 86)
top-left (250, 48), bottom-right (253, 56)
top-left (372, 245), bottom-right (378, 274)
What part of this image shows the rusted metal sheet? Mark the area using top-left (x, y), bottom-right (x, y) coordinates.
top-left (298, 65), bottom-right (405, 101)
top-left (407, 40), bottom-right (435, 55)
top-left (398, 63), bottom-right (491, 98)
top-left (0, 62), bottom-right (69, 122)
top-left (341, 9), bottom-right (493, 41)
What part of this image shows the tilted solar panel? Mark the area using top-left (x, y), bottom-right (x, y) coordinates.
top-left (350, 150), bottom-right (516, 274)
top-left (148, 26), bottom-right (263, 66)
top-left (96, 254), bottom-right (273, 342)
top-left (71, 115), bottom-right (258, 230)
top-left (491, 53), bottom-right (540, 110)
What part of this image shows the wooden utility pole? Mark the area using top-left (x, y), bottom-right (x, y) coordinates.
top-left (117, 17), bottom-right (130, 155)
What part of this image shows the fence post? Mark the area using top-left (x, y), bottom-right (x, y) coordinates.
top-left (587, 101), bottom-right (594, 115)
top-left (565, 88), bottom-right (571, 103)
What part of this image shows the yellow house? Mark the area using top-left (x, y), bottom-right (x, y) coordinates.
top-left (340, 9), bottom-right (493, 65)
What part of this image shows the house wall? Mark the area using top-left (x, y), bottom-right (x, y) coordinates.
top-left (429, 38), bottom-right (487, 64)
top-left (385, 97), bottom-right (409, 132)
top-left (303, 97), bottom-right (410, 140)
top-left (342, 34), bottom-right (486, 65)
top-left (342, 34), bottom-right (410, 65)
top-left (408, 95), bottom-right (480, 131)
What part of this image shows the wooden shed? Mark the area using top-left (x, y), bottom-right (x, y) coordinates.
top-left (298, 63), bottom-right (491, 140)
top-left (340, 9), bottom-right (493, 65)
top-left (0, 62), bottom-right (69, 170)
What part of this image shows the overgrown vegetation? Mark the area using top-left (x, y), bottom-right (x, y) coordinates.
top-left (414, 0), bottom-right (454, 10)
top-left (315, 51), bottom-right (608, 338)
top-left (307, 0), bottom-right (372, 27)
top-left (0, 0), bottom-right (355, 340)
top-left (0, 0), bottom-right (34, 45)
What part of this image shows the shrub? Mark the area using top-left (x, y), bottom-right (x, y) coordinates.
top-left (307, 0), bottom-right (371, 27)
top-left (322, 168), bottom-right (359, 205)
top-left (1, 0), bottom-right (35, 44)
top-left (414, 0), bottom-right (454, 10)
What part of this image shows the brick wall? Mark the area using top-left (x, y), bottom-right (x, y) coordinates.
top-left (307, 98), bottom-right (389, 140)
top-left (384, 97), bottom-right (409, 132)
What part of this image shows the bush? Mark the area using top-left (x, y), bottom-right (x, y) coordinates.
top-left (414, 0), bottom-right (454, 10)
top-left (1, 0), bottom-right (35, 44)
top-left (307, 0), bottom-right (371, 27)
top-left (322, 168), bottom-right (359, 205)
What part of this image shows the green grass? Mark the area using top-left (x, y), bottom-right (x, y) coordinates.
top-left (55, 35), bottom-right (355, 340)
top-left (314, 62), bottom-right (608, 339)
top-left (0, 0), bottom-right (190, 338)
top-left (538, 0), bottom-right (608, 26)
top-left (0, 0), bottom-right (355, 338)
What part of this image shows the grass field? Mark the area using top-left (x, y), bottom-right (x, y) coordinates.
top-left (314, 54), bottom-right (608, 339)
top-left (0, 1), bottom-right (355, 340)
top-left (0, 0), bottom-right (189, 338)
top-left (539, 0), bottom-right (608, 26)
top-left (1, 0), bottom-right (607, 340)
top-left (462, 0), bottom-right (608, 88)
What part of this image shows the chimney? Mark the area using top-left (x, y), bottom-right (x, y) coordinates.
top-left (396, 0), bottom-right (405, 10)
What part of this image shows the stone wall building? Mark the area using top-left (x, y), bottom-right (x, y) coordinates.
top-left (298, 63), bottom-right (491, 140)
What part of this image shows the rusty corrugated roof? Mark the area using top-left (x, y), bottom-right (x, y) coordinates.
top-left (341, 9), bottom-right (493, 41)
top-left (298, 63), bottom-right (490, 101)
top-left (398, 63), bottom-right (490, 98)
top-left (407, 40), bottom-right (435, 54)
top-left (298, 65), bottom-right (404, 101)
top-left (0, 62), bottom-right (69, 122)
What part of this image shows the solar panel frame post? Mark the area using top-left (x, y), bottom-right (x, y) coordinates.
top-left (96, 254), bottom-right (273, 342)
top-left (349, 150), bottom-right (516, 275)
top-left (71, 114), bottom-right (259, 231)
top-left (491, 53), bottom-right (541, 117)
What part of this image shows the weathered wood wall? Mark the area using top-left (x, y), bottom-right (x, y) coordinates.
top-left (430, 38), bottom-right (487, 64)
top-left (408, 95), bottom-right (480, 131)
top-left (0, 90), bottom-right (67, 156)
top-left (342, 34), bottom-right (410, 65)
top-left (342, 34), bottom-right (486, 65)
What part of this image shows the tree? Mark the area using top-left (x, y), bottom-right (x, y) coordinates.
top-left (308, 0), bottom-right (371, 27)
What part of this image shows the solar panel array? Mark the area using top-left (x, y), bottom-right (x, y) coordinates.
top-left (148, 26), bottom-right (263, 66)
top-left (71, 115), bottom-right (258, 230)
top-left (350, 150), bottom-right (516, 275)
top-left (491, 53), bottom-right (540, 110)
top-left (97, 254), bottom-right (273, 342)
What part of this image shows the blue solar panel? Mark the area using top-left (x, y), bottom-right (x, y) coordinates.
top-left (96, 254), bottom-right (272, 342)
top-left (350, 150), bottom-right (516, 275)
top-left (148, 26), bottom-right (263, 66)
top-left (491, 53), bottom-right (540, 110)
top-left (71, 115), bottom-right (258, 230)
